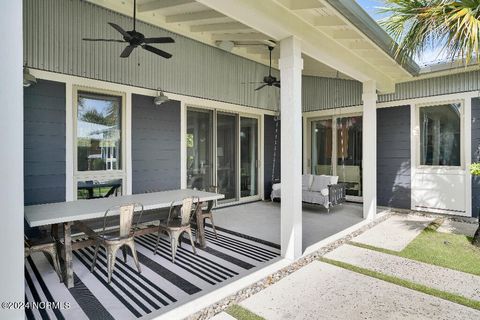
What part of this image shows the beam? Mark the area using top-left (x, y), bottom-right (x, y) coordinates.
top-left (313, 16), bottom-right (347, 27)
top-left (211, 32), bottom-right (272, 42)
top-left (137, 0), bottom-right (195, 12)
top-left (349, 41), bottom-right (375, 50)
top-left (190, 22), bottom-right (251, 33)
top-left (196, 0), bottom-right (396, 92)
top-left (362, 80), bottom-right (377, 220)
top-left (332, 30), bottom-right (363, 40)
top-left (165, 10), bottom-right (225, 23)
top-left (278, 0), bottom-right (325, 10)
top-left (0, 1), bottom-right (24, 319)
top-left (280, 36), bottom-right (303, 260)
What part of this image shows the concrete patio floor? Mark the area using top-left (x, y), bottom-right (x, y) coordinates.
top-left (213, 201), bottom-right (364, 251)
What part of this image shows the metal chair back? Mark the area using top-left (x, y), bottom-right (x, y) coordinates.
top-left (180, 197), bottom-right (195, 225)
top-left (101, 203), bottom-right (144, 239)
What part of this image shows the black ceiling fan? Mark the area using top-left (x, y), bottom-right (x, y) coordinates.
top-left (82, 0), bottom-right (174, 59)
top-left (246, 46), bottom-right (280, 91)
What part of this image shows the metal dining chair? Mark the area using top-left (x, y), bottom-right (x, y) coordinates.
top-left (90, 203), bottom-right (144, 284)
top-left (24, 233), bottom-right (63, 282)
top-left (195, 185), bottom-right (219, 239)
top-left (154, 197), bottom-right (196, 263)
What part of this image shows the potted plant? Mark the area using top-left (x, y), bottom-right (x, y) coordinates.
top-left (470, 163), bottom-right (480, 246)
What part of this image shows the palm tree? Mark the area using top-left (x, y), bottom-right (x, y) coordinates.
top-left (380, 0), bottom-right (480, 246)
top-left (380, 0), bottom-right (480, 64)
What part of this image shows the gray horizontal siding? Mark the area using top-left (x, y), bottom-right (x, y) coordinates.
top-left (380, 70), bottom-right (480, 103)
top-left (377, 105), bottom-right (411, 209)
top-left (23, 0), bottom-right (278, 111)
top-left (24, 79), bottom-right (66, 205)
top-left (132, 94), bottom-right (181, 194)
top-left (471, 98), bottom-right (480, 218)
top-left (302, 76), bottom-right (363, 112)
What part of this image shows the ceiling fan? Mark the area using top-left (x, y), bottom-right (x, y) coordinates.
top-left (82, 0), bottom-right (174, 59)
top-left (245, 46), bottom-right (280, 91)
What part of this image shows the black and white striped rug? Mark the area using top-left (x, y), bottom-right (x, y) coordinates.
top-left (24, 226), bottom-right (280, 320)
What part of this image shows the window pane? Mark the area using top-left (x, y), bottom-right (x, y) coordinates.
top-left (420, 104), bottom-right (461, 166)
top-left (187, 109), bottom-right (213, 190)
top-left (77, 179), bottom-right (122, 200)
top-left (217, 113), bottom-right (237, 202)
top-left (77, 92), bottom-right (122, 171)
top-left (241, 117), bottom-right (258, 197)
top-left (311, 119), bottom-right (332, 175)
top-left (337, 116), bottom-right (362, 196)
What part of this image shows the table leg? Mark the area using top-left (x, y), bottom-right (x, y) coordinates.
top-left (195, 201), bottom-right (209, 249)
top-left (63, 222), bottom-right (74, 288)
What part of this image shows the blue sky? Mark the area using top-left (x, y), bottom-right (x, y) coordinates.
top-left (356, 0), bottom-right (445, 65)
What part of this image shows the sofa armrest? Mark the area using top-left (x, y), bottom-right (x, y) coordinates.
top-left (328, 183), bottom-right (346, 206)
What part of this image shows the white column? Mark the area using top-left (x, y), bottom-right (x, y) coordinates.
top-left (0, 1), bottom-right (24, 319)
top-left (279, 36), bottom-right (303, 260)
top-left (180, 101), bottom-right (187, 189)
top-left (362, 80), bottom-right (378, 219)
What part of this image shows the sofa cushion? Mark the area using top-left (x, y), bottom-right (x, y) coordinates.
top-left (326, 175), bottom-right (339, 185)
top-left (302, 174), bottom-right (313, 190)
top-left (310, 175), bottom-right (331, 192)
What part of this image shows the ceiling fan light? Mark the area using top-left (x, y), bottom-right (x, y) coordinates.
top-left (154, 91), bottom-right (169, 105)
top-left (23, 67), bottom-right (37, 87)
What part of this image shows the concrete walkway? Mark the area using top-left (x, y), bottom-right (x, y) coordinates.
top-left (239, 261), bottom-right (480, 320)
top-left (325, 244), bottom-right (480, 302)
top-left (352, 214), bottom-right (434, 251)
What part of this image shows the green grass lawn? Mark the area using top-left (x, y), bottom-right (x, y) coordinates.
top-left (350, 219), bottom-right (480, 276)
top-left (226, 305), bottom-right (265, 320)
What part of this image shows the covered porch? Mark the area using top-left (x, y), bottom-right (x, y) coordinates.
top-left (0, 0), bottom-right (420, 319)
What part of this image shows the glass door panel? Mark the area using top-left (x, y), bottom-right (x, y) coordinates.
top-left (336, 116), bottom-right (362, 197)
top-left (187, 109), bottom-right (213, 191)
top-left (240, 117), bottom-right (258, 197)
top-left (217, 113), bottom-right (237, 202)
top-left (311, 119), bottom-right (333, 175)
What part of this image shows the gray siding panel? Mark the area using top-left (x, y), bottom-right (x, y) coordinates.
top-left (471, 98), bottom-right (480, 217)
top-left (132, 94), bottom-right (181, 194)
top-left (377, 105), bottom-right (411, 209)
top-left (24, 79), bottom-right (66, 205)
top-left (23, 0), bottom-right (278, 111)
top-left (263, 115), bottom-right (280, 199)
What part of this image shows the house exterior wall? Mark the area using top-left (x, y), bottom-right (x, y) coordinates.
top-left (264, 115), bottom-right (281, 199)
top-left (471, 97), bottom-right (480, 218)
top-left (24, 79), bottom-right (66, 205)
top-left (23, 0), bottom-right (278, 111)
top-left (132, 94), bottom-right (181, 194)
top-left (377, 106), bottom-right (411, 209)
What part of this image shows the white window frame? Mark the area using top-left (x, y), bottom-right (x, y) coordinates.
top-left (414, 100), bottom-right (464, 170)
top-left (72, 86), bottom-right (127, 199)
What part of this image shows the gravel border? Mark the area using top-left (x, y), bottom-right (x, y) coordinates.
top-left (394, 208), bottom-right (479, 224)
top-left (186, 209), bottom-right (396, 320)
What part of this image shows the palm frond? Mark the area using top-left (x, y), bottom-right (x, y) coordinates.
top-left (379, 0), bottom-right (480, 65)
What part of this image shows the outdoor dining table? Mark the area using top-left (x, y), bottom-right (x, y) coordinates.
top-left (24, 189), bottom-right (224, 288)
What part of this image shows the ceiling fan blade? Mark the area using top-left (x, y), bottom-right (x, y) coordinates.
top-left (241, 81), bottom-right (264, 84)
top-left (142, 45), bottom-right (172, 59)
top-left (108, 22), bottom-right (132, 40)
top-left (143, 37), bottom-right (175, 44)
top-left (273, 82), bottom-right (280, 88)
top-left (120, 45), bottom-right (136, 58)
top-left (255, 84), bottom-right (268, 91)
top-left (82, 38), bottom-right (125, 43)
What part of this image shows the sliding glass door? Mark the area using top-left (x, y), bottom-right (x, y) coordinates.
top-left (217, 113), bottom-right (238, 202)
top-left (310, 115), bottom-right (363, 201)
top-left (336, 116), bottom-right (362, 199)
top-left (186, 108), bottom-right (260, 203)
top-left (241, 117), bottom-right (258, 198)
top-left (187, 109), bottom-right (213, 191)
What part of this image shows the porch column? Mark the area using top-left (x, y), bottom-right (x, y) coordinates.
top-left (0, 1), bottom-right (24, 319)
top-left (362, 80), bottom-right (378, 219)
top-left (279, 36), bottom-right (303, 260)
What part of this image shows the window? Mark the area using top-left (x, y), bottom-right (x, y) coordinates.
top-left (419, 103), bottom-right (461, 166)
top-left (74, 89), bottom-right (125, 199)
